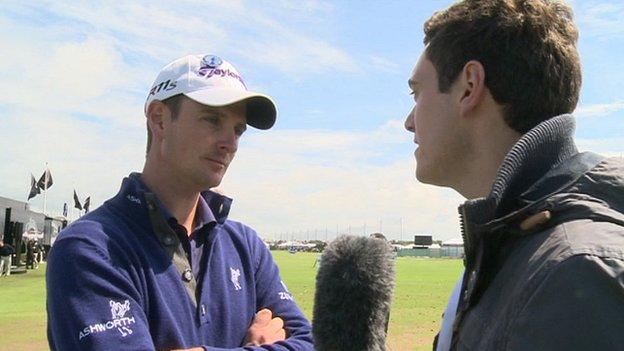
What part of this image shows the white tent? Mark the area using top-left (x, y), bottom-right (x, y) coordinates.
top-left (22, 229), bottom-right (44, 240)
top-left (22, 218), bottom-right (44, 240)
top-left (442, 238), bottom-right (464, 246)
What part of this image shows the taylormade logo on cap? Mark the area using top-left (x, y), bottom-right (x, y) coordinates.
top-left (144, 54), bottom-right (277, 130)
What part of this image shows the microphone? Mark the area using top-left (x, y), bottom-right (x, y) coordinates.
top-left (313, 235), bottom-right (396, 351)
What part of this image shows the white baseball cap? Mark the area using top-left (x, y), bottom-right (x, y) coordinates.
top-left (144, 54), bottom-right (277, 130)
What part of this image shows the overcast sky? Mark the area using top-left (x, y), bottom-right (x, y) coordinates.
top-left (1, 0), bottom-right (622, 241)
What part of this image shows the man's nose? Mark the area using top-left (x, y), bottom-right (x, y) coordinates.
top-left (404, 106), bottom-right (416, 133)
top-left (218, 129), bottom-right (239, 153)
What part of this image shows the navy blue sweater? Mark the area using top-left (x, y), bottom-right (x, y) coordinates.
top-left (47, 174), bottom-right (314, 350)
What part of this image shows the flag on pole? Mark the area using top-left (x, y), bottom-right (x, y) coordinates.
top-left (28, 174), bottom-right (41, 200)
top-left (84, 197), bottom-right (91, 213)
top-left (63, 203), bottom-right (68, 217)
top-left (37, 168), bottom-right (53, 190)
top-left (73, 190), bottom-right (83, 210)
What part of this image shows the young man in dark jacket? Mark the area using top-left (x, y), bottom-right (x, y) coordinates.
top-left (403, 1), bottom-right (624, 350)
top-left (47, 55), bottom-right (314, 351)
top-left (0, 239), bottom-right (15, 276)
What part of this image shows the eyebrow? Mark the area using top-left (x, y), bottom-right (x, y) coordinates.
top-left (197, 106), bottom-right (225, 115)
top-left (196, 105), bottom-right (247, 126)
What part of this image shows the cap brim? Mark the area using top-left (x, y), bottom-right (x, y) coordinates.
top-left (185, 88), bottom-right (277, 130)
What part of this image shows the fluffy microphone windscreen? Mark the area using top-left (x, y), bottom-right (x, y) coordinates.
top-left (313, 235), bottom-right (396, 351)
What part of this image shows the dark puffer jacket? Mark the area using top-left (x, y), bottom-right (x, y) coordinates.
top-left (451, 114), bottom-right (624, 350)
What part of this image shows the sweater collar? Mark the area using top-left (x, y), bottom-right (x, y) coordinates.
top-left (463, 114), bottom-right (578, 224)
top-left (111, 172), bottom-right (233, 226)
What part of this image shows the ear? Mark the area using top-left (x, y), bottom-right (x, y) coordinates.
top-left (457, 60), bottom-right (486, 117)
top-left (146, 100), bottom-right (169, 142)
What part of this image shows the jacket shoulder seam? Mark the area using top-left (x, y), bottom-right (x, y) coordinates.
top-left (559, 220), bottom-right (624, 259)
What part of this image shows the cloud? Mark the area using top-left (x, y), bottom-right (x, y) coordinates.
top-left (2, 37), bottom-right (128, 107)
top-left (576, 2), bottom-right (624, 38)
top-left (369, 55), bottom-right (401, 73)
top-left (270, 0), bottom-right (334, 14)
top-left (0, 108), bottom-right (145, 220)
top-left (0, 9), bottom-right (148, 214)
top-left (1, 1), bottom-right (357, 78)
top-left (575, 101), bottom-right (624, 118)
top-left (0, 11), bottom-right (146, 126)
top-left (41, 2), bottom-right (230, 62)
top-left (576, 137), bottom-right (624, 157)
top-left (237, 33), bottom-right (358, 76)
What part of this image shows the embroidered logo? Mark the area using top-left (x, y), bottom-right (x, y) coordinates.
top-left (278, 280), bottom-right (294, 301)
top-left (126, 195), bottom-right (141, 205)
top-left (110, 300), bottom-right (130, 319)
top-left (194, 55), bottom-right (247, 88)
top-left (230, 267), bottom-right (242, 291)
top-left (201, 55), bottom-right (223, 69)
top-left (78, 300), bottom-right (136, 341)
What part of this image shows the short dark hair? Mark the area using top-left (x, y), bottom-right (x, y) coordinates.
top-left (424, 0), bottom-right (581, 133)
top-left (146, 94), bottom-right (186, 153)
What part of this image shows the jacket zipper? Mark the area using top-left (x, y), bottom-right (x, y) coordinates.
top-left (459, 204), bottom-right (471, 268)
top-left (451, 204), bottom-right (471, 347)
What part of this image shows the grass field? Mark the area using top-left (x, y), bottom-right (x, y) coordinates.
top-left (0, 252), bottom-right (463, 351)
top-left (275, 252), bottom-right (463, 351)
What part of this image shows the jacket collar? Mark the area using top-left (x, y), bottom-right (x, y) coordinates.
top-left (462, 114), bottom-right (579, 227)
top-left (453, 115), bottom-right (609, 339)
top-left (458, 114), bottom-right (581, 270)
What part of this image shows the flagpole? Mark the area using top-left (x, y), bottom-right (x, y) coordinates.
top-left (43, 162), bottom-right (48, 216)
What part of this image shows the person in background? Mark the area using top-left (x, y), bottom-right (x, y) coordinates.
top-left (26, 239), bottom-right (35, 270)
top-left (33, 239), bottom-right (42, 269)
top-left (0, 239), bottom-right (15, 276)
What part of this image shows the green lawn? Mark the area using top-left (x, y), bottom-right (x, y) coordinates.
top-left (0, 264), bottom-right (48, 351)
top-left (0, 253), bottom-right (463, 351)
top-left (274, 251), bottom-right (463, 351)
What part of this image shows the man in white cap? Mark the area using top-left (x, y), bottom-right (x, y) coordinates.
top-left (47, 54), bottom-right (314, 351)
